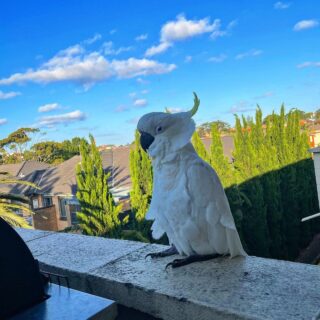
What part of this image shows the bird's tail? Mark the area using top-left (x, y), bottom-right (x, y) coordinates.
top-left (226, 228), bottom-right (247, 257)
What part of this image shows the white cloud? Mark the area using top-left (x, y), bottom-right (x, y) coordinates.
top-left (0, 118), bottom-right (8, 125)
top-left (38, 103), bottom-right (60, 113)
top-left (36, 110), bottom-right (86, 127)
top-left (145, 42), bottom-right (172, 57)
top-left (297, 61), bottom-right (320, 68)
top-left (0, 50), bottom-right (110, 86)
top-left (135, 34), bottom-right (148, 41)
top-left (0, 90), bottom-right (21, 100)
top-left (208, 54), bottom-right (227, 63)
top-left (109, 29), bottom-right (117, 35)
top-left (129, 92), bottom-right (137, 98)
top-left (211, 20), bottom-right (237, 40)
top-left (83, 33), bottom-right (102, 45)
top-left (102, 41), bottom-right (133, 55)
top-left (161, 15), bottom-right (219, 42)
top-left (235, 49), bottom-right (263, 60)
top-left (133, 98), bottom-right (148, 107)
top-left (274, 2), bottom-right (291, 9)
top-left (141, 89), bottom-right (149, 94)
top-left (110, 58), bottom-right (176, 78)
top-left (145, 14), bottom-right (234, 57)
top-left (293, 20), bottom-right (319, 31)
top-left (0, 44), bottom-right (176, 87)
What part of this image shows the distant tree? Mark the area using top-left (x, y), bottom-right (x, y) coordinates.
top-left (61, 137), bottom-right (88, 159)
top-left (26, 137), bottom-right (88, 164)
top-left (30, 141), bottom-right (65, 164)
top-left (197, 120), bottom-right (231, 137)
top-left (0, 128), bottom-right (40, 163)
top-left (76, 134), bottom-right (121, 237)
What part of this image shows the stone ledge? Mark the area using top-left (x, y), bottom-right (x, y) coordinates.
top-left (17, 228), bottom-right (320, 320)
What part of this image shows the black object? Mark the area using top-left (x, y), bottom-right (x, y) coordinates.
top-left (140, 131), bottom-right (154, 152)
top-left (0, 218), bottom-right (47, 319)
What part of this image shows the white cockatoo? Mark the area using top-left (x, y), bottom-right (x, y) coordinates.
top-left (138, 93), bottom-right (246, 268)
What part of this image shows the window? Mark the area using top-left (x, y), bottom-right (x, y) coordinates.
top-left (70, 204), bottom-right (81, 225)
top-left (32, 198), bottom-right (39, 209)
top-left (43, 196), bottom-right (52, 207)
top-left (59, 198), bottom-right (67, 219)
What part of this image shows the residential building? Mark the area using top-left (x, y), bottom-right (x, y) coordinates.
top-left (0, 147), bottom-right (131, 231)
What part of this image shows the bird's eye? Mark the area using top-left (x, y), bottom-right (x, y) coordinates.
top-left (156, 126), bottom-right (163, 133)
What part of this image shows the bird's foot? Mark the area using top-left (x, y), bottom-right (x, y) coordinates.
top-left (145, 245), bottom-right (178, 259)
top-left (165, 253), bottom-right (223, 270)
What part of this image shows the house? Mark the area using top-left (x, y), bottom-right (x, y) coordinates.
top-left (0, 147), bottom-right (131, 231)
top-left (308, 124), bottom-right (320, 147)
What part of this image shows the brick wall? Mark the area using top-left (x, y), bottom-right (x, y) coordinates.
top-left (33, 205), bottom-right (58, 231)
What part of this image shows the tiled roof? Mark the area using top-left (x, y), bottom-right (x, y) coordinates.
top-left (0, 161), bottom-right (51, 194)
top-left (37, 147), bottom-right (131, 196)
top-left (0, 162), bottom-right (25, 177)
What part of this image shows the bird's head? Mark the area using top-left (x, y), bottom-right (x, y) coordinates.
top-left (137, 92), bottom-right (200, 159)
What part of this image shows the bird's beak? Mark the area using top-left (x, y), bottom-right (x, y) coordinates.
top-left (140, 131), bottom-right (155, 152)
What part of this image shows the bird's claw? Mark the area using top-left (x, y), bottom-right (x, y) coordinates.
top-left (145, 252), bottom-right (162, 259)
top-left (165, 259), bottom-right (180, 270)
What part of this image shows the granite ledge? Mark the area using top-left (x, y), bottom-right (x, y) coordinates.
top-left (17, 228), bottom-right (320, 320)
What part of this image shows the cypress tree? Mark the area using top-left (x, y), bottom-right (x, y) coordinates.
top-left (191, 131), bottom-right (210, 164)
top-left (262, 113), bottom-right (285, 258)
top-left (129, 131), bottom-right (153, 223)
top-left (76, 135), bottom-right (121, 237)
top-left (210, 123), bottom-right (233, 187)
top-left (233, 113), bottom-right (270, 257)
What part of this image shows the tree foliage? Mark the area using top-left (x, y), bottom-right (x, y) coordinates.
top-left (129, 131), bottom-right (153, 229)
top-left (0, 126), bottom-right (88, 165)
top-left (0, 172), bottom-right (39, 228)
top-left (29, 137), bottom-right (88, 164)
top-left (231, 107), bottom-right (318, 259)
top-left (197, 120), bottom-right (231, 137)
top-left (76, 135), bottom-right (121, 237)
top-left (0, 128), bottom-right (40, 163)
top-left (191, 132), bottom-right (210, 164)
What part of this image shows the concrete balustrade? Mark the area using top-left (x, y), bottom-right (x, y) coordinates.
top-left (17, 228), bottom-right (320, 320)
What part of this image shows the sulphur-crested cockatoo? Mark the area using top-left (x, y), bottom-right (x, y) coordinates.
top-left (138, 93), bottom-right (246, 268)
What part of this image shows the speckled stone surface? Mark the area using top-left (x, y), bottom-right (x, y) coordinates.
top-left (18, 229), bottom-right (320, 320)
top-left (23, 232), bottom-right (147, 273)
top-left (15, 227), bottom-right (53, 242)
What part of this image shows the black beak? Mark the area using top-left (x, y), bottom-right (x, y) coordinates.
top-left (140, 131), bottom-right (154, 152)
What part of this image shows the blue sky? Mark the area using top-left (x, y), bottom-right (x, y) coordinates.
top-left (1, 0), bottom-right (320, 145)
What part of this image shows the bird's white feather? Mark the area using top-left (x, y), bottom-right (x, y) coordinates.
top-left (138, 95), bottom-right (246, 258)
top-left (146, 142), bottom-right (246, 257)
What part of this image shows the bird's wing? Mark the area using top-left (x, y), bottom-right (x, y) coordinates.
top-left (186, 159), bottom-right (247, 257)
top-left (186, 160), bottom-right (237, 231)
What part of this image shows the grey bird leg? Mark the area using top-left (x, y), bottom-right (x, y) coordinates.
top-left (145, 245), bottom-right (178, 259)
top-left (165, 253), bottom-right (224, 269)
